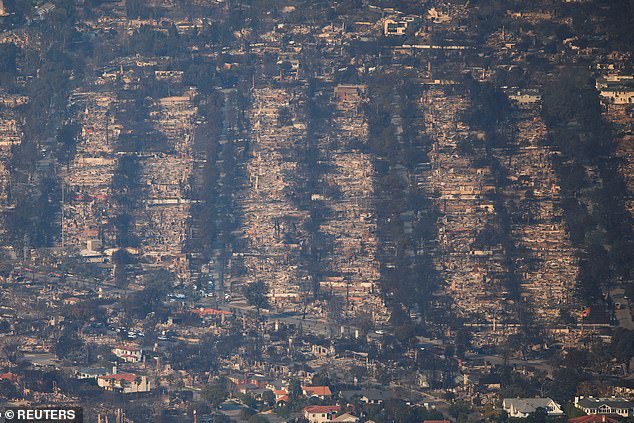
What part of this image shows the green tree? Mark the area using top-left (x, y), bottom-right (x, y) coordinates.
top-left (287, 378), bottom-right (302, 401)
top-left (311, 370), bottom-right (331, 387)
top-left (0, 43), bottom-right (19, 75)
top-left (564, 402), bottom-right (586, 419)
top-left (243, 281), bottom-right (269, 318)
top-left (0, 379), bottom-right (19, 399)
top-left (611, 328), bottom-right (634, 373)
top-left (56, 328), bottom-right (85, 361)
top-left (262, 389), bottom-right (276, 407)
top-left (203, 378), bottom-right (229, 407)
top-left (526, 407), bottom-right (547, 423)
top-left (547, 368), bottom-right (581, 403)
top-left (56, 122), bottom-right (80, 167)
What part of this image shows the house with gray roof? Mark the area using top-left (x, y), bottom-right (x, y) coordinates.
top-left (502, 398), bottom-right (563, 418)
top-left (575, 396), bottom-right (634, 417)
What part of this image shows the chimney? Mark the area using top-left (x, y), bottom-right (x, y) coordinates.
top-left (112, 365), bottom-right (117, 375)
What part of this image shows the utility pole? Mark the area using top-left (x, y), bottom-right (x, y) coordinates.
top-left (105, 110), bottom-right (110, 144)
top-left (60, 180), bottom-right (64, 248)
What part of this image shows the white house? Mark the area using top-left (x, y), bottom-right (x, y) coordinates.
top-left (97, 373), bottom-right (152, 394)
top-left (575, 396), bottom-right (634, 417)
top-left (596, 75), bottom-right (634, 105)
top-left (502, 398), bottom-right (564, 418)
top-left (304, 405), bottom-right (340, 423)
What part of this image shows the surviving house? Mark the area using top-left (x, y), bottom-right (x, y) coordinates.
top-left (502, 398), bottom-right (564, 418)
top-left (574, 397), bottom-right (634, 417)
top-left (596, 75), bottom-right (634, 105)
top-left (97, 373), bottom-right (152, 394)
top-left (302, 385), bottom-right (332, 399)
top-left (304, 405), bottom-right (341, 423)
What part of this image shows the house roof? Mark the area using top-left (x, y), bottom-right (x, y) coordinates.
top-left (333, 413), bottom-right (359, 422)
top-left (569, 416), bottom-right (620, 423)
top-left (577, 397), bottom-right (634, 410)
top-left (0, 372), bottom-right (18, 382)
top-left (304, 405), bottom-right (340, 414)
top-left (303, 386), bottom-right (332, 396)
top-left (503, 398), bottom-right (560, 414)
top-left (77, 367), bottom-right (107, 375)
top-left (479, 373), bottom-right (501, 385)
top-left (98, 373), bottom-right (137, 382)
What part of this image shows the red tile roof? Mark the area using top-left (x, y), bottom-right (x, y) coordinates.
top-left (0, 372), bottom-right (18, 382)
top-left (569, 416), bottom-right (620, 423)
top-left (98, 373), bottom-right (137, 382)
top-left (304, 405), bottom-right (340, 414)
top-left (303, 386), bottom-right (332, 396)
